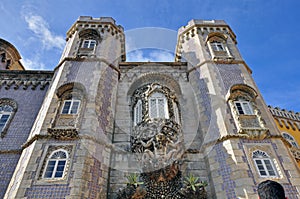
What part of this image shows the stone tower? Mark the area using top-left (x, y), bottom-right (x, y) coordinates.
top-left (3, 17), bottom-right (300, 199)
top-left (4, 16), bottom-right (125, 198)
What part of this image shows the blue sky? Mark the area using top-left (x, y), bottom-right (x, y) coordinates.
top-left (0, 0), bottom-right (299, 111)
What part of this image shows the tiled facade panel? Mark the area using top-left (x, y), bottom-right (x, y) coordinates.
top-left (0, 85), bottom-right (49, 198)
top-left (0, 86), bottom-right (49, 150)
top-left (189, 68), bottom-right (211, 127)
top-left (96, 66), bottom-right (118, 137)
top-left (215, 64), bottom-right (245, 92)
top-left (25, 184), bottom-right (71, 199)
top-left (213, 142), bottom-right (237, 198)
top-left (0, 153), bottom-right (20, 198)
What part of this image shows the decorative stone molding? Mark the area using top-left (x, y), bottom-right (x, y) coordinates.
top-left (290, 148), bottom-right (300, 162)
top-left (47, 128), bottom-right (79, 140)
top-left (0, 70), bottom-right (53, 90)
top-left (38, 145), bottom-right (73, 181)
top-left (227, 84), bottom-right (269, 139)
top-left (131, 119), bottom-right (184, 172)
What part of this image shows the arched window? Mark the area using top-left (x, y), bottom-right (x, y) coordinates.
top-left (0, 99), bottom-right (17, 137)
top-left (44, 150), bottom-right (68, 179)
top-left (252, 150), bottom-right (277, 177)
top-left (206, 32), bottom-right (233, 60)
top-left (282, 132), bottom-right (298, 148)
top-left (234, 98), bottom-right (254, 115)
top-left (0, 105), bottom-right (13, 132)
top-left (53, 82), bottom-right (86, 128)
top-left (149, 92), bottom-right (169, 119)
top-left (78, 29), bottom-right (101, 57)
top-left (133, 99), bottom-right (142, 126)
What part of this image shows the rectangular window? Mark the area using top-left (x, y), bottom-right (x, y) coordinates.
top-left (255, 159), bottom-right (277, 177)
top-left (0, 114), bottom-right (10, 132)
top-left (82, 40), bottom-right (96, 49)
top-left (44, 160), bottom-right (56, 178)
top-left (211, 41), bottom-right (225, 51)
top-left (134, 100), bottom-right (142, 125)
top-left (61, 100), bottom-right (80, 114)
top-left (234, 101), bottom-right (253, 115)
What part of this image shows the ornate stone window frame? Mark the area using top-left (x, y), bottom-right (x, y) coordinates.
top-left (227, 84), bottom-right (268, 139)
top-left (206, 32), bottom-right (233, 61)
top-left (252, 150), bottom-right (278, 178)
top-left (77, 29), bottom-right (101, 57)
top-left (50, 82), bottom-right (86, 131)
top-left (243, 143), bottom-right (286, 183)
top-left (43, 149), bottom-right (69, 179)
top-left (36, 144), bottom-right (74, 184)
top-left (0, 98), bottom-right (17, 138)
top-left (131, 83), bottom-right (181, 126)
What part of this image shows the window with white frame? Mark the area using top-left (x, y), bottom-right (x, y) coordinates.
top-left (134, 100), bottom-right (142, 126)
top-left (82, 39), bottom-right (96, 49)
top-left (61, 100), bottom-right (80, 114)
top-left (149, 92), bottom-right (169, 119)
top-left (234, 100), bottom-right (254, 115)
top-left (282, 132), bottom-right (298, 148)
top-left (210, 41), bottom-right (225, 51)
top-left (44, 150), bottom-right (68, 179)
top-left (253, 150), bottom-right (277, 177)
top-left (0, 105), bottom-right (13, 132)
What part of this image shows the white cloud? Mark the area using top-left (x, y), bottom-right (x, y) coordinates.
top-left (20, 57), bottom-right (45, 70)
top-left (126, 50), bottom-right (174, 62)
top-left (24, 14), bottom-right (65, 50)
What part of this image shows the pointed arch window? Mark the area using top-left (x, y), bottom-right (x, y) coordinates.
top-left (252, 150), bottom-right (277, 177)
top-left (149, 92), bottom-right (169, 119)
top-left (282, 132), bottom-right (298, 148)
top-left (44, 150), bottom-right (68, 179)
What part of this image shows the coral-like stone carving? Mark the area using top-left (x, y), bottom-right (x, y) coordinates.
top-left (47, 128), bottom-right (79, 140)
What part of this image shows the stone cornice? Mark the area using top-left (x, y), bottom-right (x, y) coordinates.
top-left (186, 134), bottom-right (287, 154)
top-left (54, 57), bottom-right (121, 79)
top-left (186, 60), bottom-right (252, 78)
top-left (0, 70), bottom-right (53, 90)
top-left (0, 149), bottom-right (22, 154)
